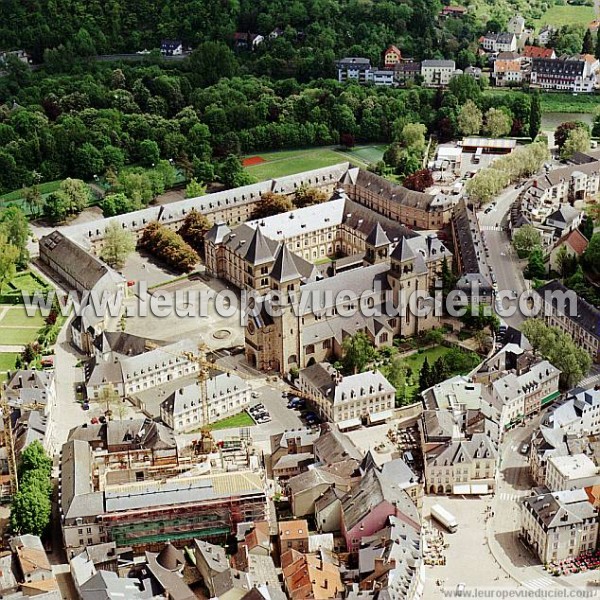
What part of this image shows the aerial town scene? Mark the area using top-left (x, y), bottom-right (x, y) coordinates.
top-left (1, 0), bottom-right (600, 598)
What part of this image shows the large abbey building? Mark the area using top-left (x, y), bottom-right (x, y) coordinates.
top-left (205, 189), bottom-right (452, 374)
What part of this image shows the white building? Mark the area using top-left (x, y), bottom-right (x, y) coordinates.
top-left (547, 389), bottom-right (600, 436)
top-left (480, 32), bottom-right (517, 53)
top-left (160, 373), bottom-right (251, 432)
top-left (421, 60), bottom-right (456, 86)
top-left (521, 489), bottom-right (598, 563)
top-left (545, 454), bottom-right (599, 492)
top-left (297, 363), bottom-right (395, 427)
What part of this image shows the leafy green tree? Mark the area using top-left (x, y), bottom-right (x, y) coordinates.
top-left (419, 357), bottom-right (432, 392)
top-left (73, 143), bottom-right (104, 179)
top-left (23, 180), bottom-right (43, 218)
top-left (583, 29), bottom-right (595, 54)
top-left (465, 168), bottom-right (509, 204)
top-left (342, 331), bottom-right (375, 375)
top-left (294, 185), bottom-right (328, 208)
top-left (530, 91), bottom-right (542, 140)
top-left (424, 327), bottom-right (445, 345)
top-left (189, 42), bottom-right (238, 87)
top-left (525, 246), bottom-right (546, 279)
top-left (560, 127), bottom-right (590, 160)
top-left (250, 191), bottom-right (294, 220)
top-left (583, 232), bottom-right (600, 275)
top-left (0, 206), bottom-right (30, 266)
top-left (484, 108), bottom-right (511, 138)
top-left (448, 74), bottom-right (481, 105)
top-left (398, 123), bottom-right (427, 153)
top-left (138, 140), bottom-right (160, 167)
top-left (101, 193), bottom-right (136, 217)
top-left (60, 178), bottom-right (90, 214)
top-left (219, 155), bottom-right (256, 188)
top-left (139, 222), bottom-right (199, 273)
top-left (10, 485), bottom-right (51, 536)
top-left (0, 232), bottom-right (19, 293)
top-left (596, 27), bottom-right (600, 59)
top-left (19, 441), bottom-right (52, 479)
top-left (386, 356), bottom-right (409, 404)
top-left (185, 178), bottom-right (207, 198)
top-left (512, 225), bottom-right (542, 257)
top-left (457, 100), bottom-right (483, 137)
top-left (100, 222), bottom-right (135, 269)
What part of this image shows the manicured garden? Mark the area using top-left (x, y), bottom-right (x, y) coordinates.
top-left (206, 411), bottom-right (255, 431)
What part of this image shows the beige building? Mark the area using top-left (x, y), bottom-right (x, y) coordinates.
top-left (421, 59), bottom-right (456, 86)
top-left (297, 363), bottom-right (395, 425)
top-left (521, 489), bottom-right (598, 563)
top-left (545, 454), bottom-right (599, 492)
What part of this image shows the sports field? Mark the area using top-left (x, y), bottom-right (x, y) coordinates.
top-left (243, 145), bottom-right (386, 181)
top-left (0, 305), bottom-right (44, 345)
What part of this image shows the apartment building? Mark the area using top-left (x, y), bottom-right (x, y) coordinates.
top-left (521, 489), bottom-right (598, 563)
top-left (336, 57), bottom-right (372, 83)
top-left (530, 57), bottom-right (596, 93)
top-left (548, 389), bottom-right (600, 436)
top-left (545, 454), bottom-right (599, 492)
top-left (420, 60), bottom-right (456, 86)
top-left (297, 363), bottom-right (395, 426)
top-left (160, 373), bottom-right (251, 432)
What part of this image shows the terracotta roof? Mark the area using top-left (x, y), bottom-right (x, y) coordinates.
top-left (563, 229), bottom-right (589, 255)
top-left (524, 46), bottom-right (554, 59)
top-left (495, 59), bottom-right (521, 73)
top-left (279, 520), bottom-right (309, 541)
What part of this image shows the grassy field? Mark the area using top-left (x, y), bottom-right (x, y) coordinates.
top-left (0, 306), bottom-right (44, 345)
top-left (532, 5), bottom-right (595, 29)
top-left (243, 145), bottom-right (385, 181)
top-left (0, 353), bottom-right (18, 379)
top-left (6, 271), bottom-right (50, 295)
top-left (206, 411), bottom-right (255, 431)
top-left (484, 89), bottom-right (600, 114)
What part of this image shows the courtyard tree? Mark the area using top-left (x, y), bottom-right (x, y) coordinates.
top-left (139, 222), bottom-right (199, 273)
top-left (250, 191), bottom-right (294, 220)
top-left (555, 121), bottom-right (588, 151)
top-left (100, 222), bottom-right (135, 269)
top-left (19, 440), bottom-right (52, 479)
top-left (185, 178), bottom-right (207, 199)
top-left (403, 169), bottom-right (433, 192)
top-left (512, 225), bottom-right (541, 257)
top-left (583, 232), bottom-right (600, 275)
top-left (10, 485), bottom-right (51, 536)
top-left (465, 168), bottom-right (509, 204)
top-left (178, 209), bottom-right (211, 253)
top-left (525, 246), bottom-right (546, 280)
top-left (484, 108), bottom-right (511, 138)
top-left (294, 185), bottom-right (328, 208)
top-left (342, 331), bottom-right (375, 375)
top-left (560, 127), bottom-right (591, 160)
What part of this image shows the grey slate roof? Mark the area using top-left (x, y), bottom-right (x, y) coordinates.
top-left (244, 226), bottom-right (276, 266)
top-left (523, 489), bottom-right (597, 529)
top-left (271, 243), bottom-right (302, 283)
top-left (205, 221), bottom-right (231, 245)
top-left (391, 237), bottom-right (415, 262)
top-left (366, 222), bottom-right (391, 248)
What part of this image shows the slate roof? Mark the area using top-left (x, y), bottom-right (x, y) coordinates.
top-left (536, 280), bottom-right (600, 341)
top-left (245, 226), bottom-right (276, 266)
top-left (366, 222), bottom-right (391, 247)
top-left (205, 221), bottom-right (231, 245)
top-left (428, 433), bottom-right (497, 467)
top-left (532, 57), bottom-right (585, 77)
top-left (314, 426), bottom-right (362, 465)
top-left (523, 489), bottom-right (597, 529)
top-left (390, 237), bottom-right (415, 262)
top-left (271, 243), bottom-right (303, 283)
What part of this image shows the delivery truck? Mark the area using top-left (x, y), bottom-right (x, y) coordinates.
top-left (430, 504), bottom-right (458, 533)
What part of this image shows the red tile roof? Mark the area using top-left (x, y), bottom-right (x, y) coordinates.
top-left (524, 46), bottom-right (555, 59)
top-left (563, 229), bottom-right (589, 255)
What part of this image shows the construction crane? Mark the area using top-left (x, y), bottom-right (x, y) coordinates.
top-left (0, 390), bottom-right (46, 496)
top-left (147, 342), bottom-right (242, 450)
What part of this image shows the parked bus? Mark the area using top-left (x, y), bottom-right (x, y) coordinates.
top-left (430, 504), bottom-right (458, 533)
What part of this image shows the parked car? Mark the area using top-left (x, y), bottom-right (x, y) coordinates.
top-left (251, 391), bottom-right (260, 399)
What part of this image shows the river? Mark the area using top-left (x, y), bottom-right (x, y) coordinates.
top-left (541, 111), bottom-right (595, 131)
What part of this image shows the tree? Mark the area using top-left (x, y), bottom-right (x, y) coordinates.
top-left (178, 209), bottom-right (211, 253)
top-left (448, 74), bottom-right (482, 105)
top-left (0, 206), bottom-right (30, 266)
top-left (398, 123), bottom-right (427, 153)
top-left (525, 246), bottom-right (546, 280)
top-left (43, 191), bottom-right (69, 223)
top-left (554, 244), bottom-right (571, 279)
top-left (440, 256), bottom-right (457, 300)
top-left (484, 108), bottom-right (511, 138)
top-left (10, 485), bottom-right (51, 536)
top-left (403, 169), bottom-right (433, 192)
top-left (185, 178), bottom-right (207, 199)
top-left (0, 232), bottom-right (19, 293)
top-left (101, 192), bottom-right (136, 217)
top-left (189, 42), bottom-right (238, 87)
top-left (19, 440), bottom-right (52, 479)
top-left (386, 356), bottom-right (409, 404)
top-left (457, 100), bottom-right (483, 137)
top-left (583, 232), bottom-right (600, 275)
top-left (73, 143), bottom-right (104, 179)
top-left (98, 384), bottom-right (122, 419)
top-left (60, 178), bottom-right (90, 214)
top-left (100, 222), bottom-right (135, 269)
top-left (341, 331), bottom-right (375, 374)
top-left (139, 222), bottom-right (199, 273)
top-left (419, 357), bottom-right (432, 392)
top-left (530, 91), bottom-right (542, 140)
top-left (250, 191), bottom-right (294, 220)
top-left (512, 225), bottom-right (542, 257)
top-left (555, 121), bottom-right (588, 150)
top-left (138, 139), bottom-right (160, 167)
top-left (219, 155), bottom-right (256, 188)
top-left (23, 182), bottom-right (43, 218)
top-left (424, 327), bottom-right (445, 345)
top-left (583, 29), bottom-right (595, 54)
top-left (560, 127), bottom-right (590, 160)
top-left (596, 27), bottom-right (600, 59)
top-left (294, 185), bottom-right (328, 208)
top-left (465, 168), bottom-right (509, 204)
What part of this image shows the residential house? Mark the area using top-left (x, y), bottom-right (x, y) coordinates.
top-left (545, 205), bottom-right (583, 238)
top-left (233, 32), bottom-right (264, 50)
top-left (10, 535), bottom-right (59, 597)
top-left (507, 15), bottom-right (526, 36)
top-left (4, 370), bottom-right (55, 413)
top-left (521, 489), bottom-right (598, 562)
top-left (531, 57), bottom-right (596, 93)
top-left (549, 229), bottom-right (589, 273)
top-left (394, 61), bottom-right (421, 85)
top-left (493, 59), bottom-right (523, 86)
top-left (341, 462), bottom-right (420, 552)
top-left (382, 45), bottom-right (402, 69)
top-left (278, 520), bottom-right (310, 555)
top-left (315, 487), bottom-right (346, 534)
top-left (270, 428), bottom-right (319, 477)
top-left (194, 540), bottom-right (236, 598)
top-left (440, 5), bottom-right (467, 18)
top-left (273, 453), bottom-right (314, 479)
top-left (281, 549), bottom-right (343, 600)
top-left (314, 426), bottom-right (363, 467)
top-left (144, 544), bottom-right (196, 600)
top-left (537, 25), bottom-right (556, 46)
top-left (0, 552), bottom-right (17, 596)
top-left (337, 58), bottom-right (372, 83)
top-left (424, 433), bottom-right (497, 495)
top-left (536, 281), bottom-right (600, 363)
top-left (160, 372), bottom-right (251, 432)
top-left (545, 454), bottom-right (600, 492)
top-left (160, 40), bottom-right (182, 56)
top-left (367, 69), bottom-right (395, 86)
top-left (421, 60), bottom-right (456, 86)
top-left (464, 65), bottom-right (483, 80)
top-left (530, 426), bottom-right (569, 486)
top-left (297, 363), bottom-right (395, 426)
top-left (547, 388), bottom-right (600, 436)
top-left (524, 46), bottom-right (556, 60)
top-left (480, 32), bottom-right (518, 53)
top-left (80, 570), bottom-right (152, 600)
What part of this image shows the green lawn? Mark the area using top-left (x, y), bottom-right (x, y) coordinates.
top-left (0, 305), bottom-right (44, 345)
top-left (484, 89), bottom-right (600, 115)
top-left (206, 411), bottom-right (255, 431)
top-left (7, 271), bottom-right (50, 295)
top-left (1, 306), bottom-right (45, 328)
top-left (532, 5), bottom-right (595, 29)
top-left (244, 145), bottom-right (385, 181)
top-left (0, 353), bottom-right (18, 379)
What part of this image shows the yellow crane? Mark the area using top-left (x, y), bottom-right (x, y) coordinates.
top-left (0, 390), bottom-right (46, 496)
top-left (146, 342), bottom-right (242, 449)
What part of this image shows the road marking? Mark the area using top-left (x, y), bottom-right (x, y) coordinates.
top-left (498, 492), bottom-right (521, 502)
top-left (480, 225), bottom-right (503, 231)
top-left (522, 577), bottom-right (556, 591)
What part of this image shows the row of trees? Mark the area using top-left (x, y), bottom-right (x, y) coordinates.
top-left (466, 141), bottom-right (550, 204)
top-left (521, 319), bottom-right (592, 389)
top-left (138, 221), bottom-right (199, 272)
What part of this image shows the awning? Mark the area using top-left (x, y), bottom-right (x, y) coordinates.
top-left (541, 390), bottom-right (560, 406)
top-left (453, 484), bottom-right (470, 495)
top-left (470, 483), bottom-right (489, 495)
top-left (368, 409), bottom-right (394, 425)
top-left (336, 417), bottom-right (362, 431)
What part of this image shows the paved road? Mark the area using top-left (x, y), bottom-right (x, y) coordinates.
top-left (477, 186), bottom-right (528, 329)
